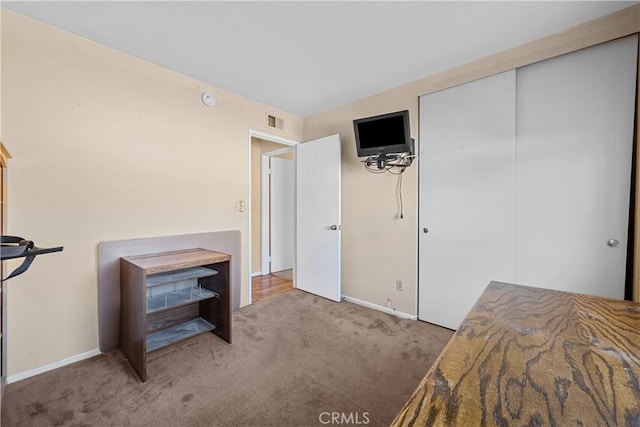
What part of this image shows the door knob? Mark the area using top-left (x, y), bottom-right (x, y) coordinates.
top-left (330, 225), bottom-right (341, 231)
top-left (423, 227), bottom-right (429, 234)
top-left (607, 239), bottom-right (620, 247)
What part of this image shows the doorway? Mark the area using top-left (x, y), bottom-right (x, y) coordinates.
top-left (249, 133), bottom-right (296, 303)
top-left (248, 131), bottom-right (342, 305)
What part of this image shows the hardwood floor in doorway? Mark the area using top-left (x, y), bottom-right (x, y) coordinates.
top-left (271, 269), bottom-right (293, 281)
top-left (252, 270), bottom-right (293, 302)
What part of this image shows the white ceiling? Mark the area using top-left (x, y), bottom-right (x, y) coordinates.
top-left (3, 1), bottom-right (635, 117)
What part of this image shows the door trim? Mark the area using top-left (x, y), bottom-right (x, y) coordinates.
top-left (261, 146), bottom-right (295, 275)
top-left (247, 130), bottom-right (297, 305)
top-left (0, 142), bottom-right (11, 404)
top-left (634, 36), bottom-right (640, 303)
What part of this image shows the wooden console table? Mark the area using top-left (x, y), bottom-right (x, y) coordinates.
top-left (392, 281), bottom-right (640, 426)
top-left (120, 248), bottom-right (231, 381)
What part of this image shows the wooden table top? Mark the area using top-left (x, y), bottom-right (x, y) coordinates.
top-left (392, 281), bottom-right (640, 426)
top-left (122, 248), bottom-right (230, 274)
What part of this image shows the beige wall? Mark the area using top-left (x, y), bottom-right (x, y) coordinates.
top-left (303, 5), bottom-right (640, 315)
top-left (2, 4), bottom-right (638, 378)
top-left (250, 137), bottom-right (294, 274)
top-left (1, 10), bottom-right (302, 375)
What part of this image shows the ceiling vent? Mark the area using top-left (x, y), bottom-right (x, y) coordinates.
top-left (267, 114), bottom-right (284, 130)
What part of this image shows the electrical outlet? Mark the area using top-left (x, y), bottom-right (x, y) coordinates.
top-left (386, 298), bottom-right (392, 308)
top-left (396, 279), bottom-right (403, 291)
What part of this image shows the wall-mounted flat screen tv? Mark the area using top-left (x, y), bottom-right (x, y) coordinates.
top-left (353, 110), bottom-right (412, 158)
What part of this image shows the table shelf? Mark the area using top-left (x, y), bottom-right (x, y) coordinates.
top-left (146, 266), bottom-right (218, 288)
top-left (120, 248), bottom-right (231, 381)
top-left (147, 286), bottom-right (219, 313)
top-left (146, 317), bottom-right (215, 352)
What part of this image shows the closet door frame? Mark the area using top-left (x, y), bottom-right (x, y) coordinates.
top-left (418, 35), bottom-right (640, 328)
top-left (634, 42), bottom-right (640, 302)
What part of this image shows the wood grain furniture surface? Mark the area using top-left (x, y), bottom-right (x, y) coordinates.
top-left (120, 248), bottom-right (231, 381)
top-left (98, 230), bottom-right (241, 352)
top-left (392, 281), bottom-right (640, 426)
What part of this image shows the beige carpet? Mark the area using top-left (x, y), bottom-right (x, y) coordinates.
top-left (2, 290), bottom-right (453, 426)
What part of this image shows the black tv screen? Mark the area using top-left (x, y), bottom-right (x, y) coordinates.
top-left (353, 110), bottom-right (412, 158)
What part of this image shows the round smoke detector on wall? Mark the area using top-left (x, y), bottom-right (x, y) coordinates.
top-left (201, 92), bottom-right (216, 107)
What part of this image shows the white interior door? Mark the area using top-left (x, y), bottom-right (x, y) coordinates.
top-left (515, 35), bottom-right (637, 298)
top-left (418, 71), bottom-right (517, 329)
top-left (296, 134), bottom-right (341, 302)
top-left (270, 157), bottom-right (295, 273)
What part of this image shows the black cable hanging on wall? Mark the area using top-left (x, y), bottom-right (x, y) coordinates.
top-left (362, 152), bottom-right (415, 219)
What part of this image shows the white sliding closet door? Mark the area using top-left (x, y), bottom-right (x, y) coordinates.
top-left (515, 35), bottom-right (638, 299)
top-left (418, 70), bottom-right (516, 330)
top-left (418, 36), bottom-right (638, 330)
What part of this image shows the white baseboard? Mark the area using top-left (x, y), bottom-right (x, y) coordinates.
top-left (251, 271), bottom-right (265, 277)
top-left (341, 295), bottom-right (417, 320)
top-left (7, 348), bottom-right (102, 384)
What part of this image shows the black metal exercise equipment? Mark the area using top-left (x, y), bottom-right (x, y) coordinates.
top-left (0, 236), bottom-right (63, 280)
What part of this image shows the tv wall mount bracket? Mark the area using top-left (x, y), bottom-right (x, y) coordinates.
top-left (1, 235), bottom-right (63, 280)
